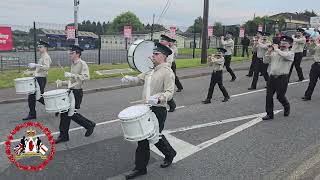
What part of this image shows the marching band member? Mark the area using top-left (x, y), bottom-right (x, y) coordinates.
top-left (23, 41), bottom-right (52, 120)
top-left (246, 36), bottom-right (259, 77)
top-left (262, 36), bottom-right (294, 120)
top-left (221, 31), bottom-right (237, 82)
top-left (302, 37), bottom-right (320, 101)
top-left (288, 28), bottom-right (306, 82)
top-left (202, 48), bottom-right (230, 104)
top-left (121, 42), bottom-right (177, 179)
top-left (248, 32), bottom-right (270, 90)
top-left (55, 45), bottom-right (96, 144)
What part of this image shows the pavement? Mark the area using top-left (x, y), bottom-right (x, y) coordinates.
top-left (1, 57), bottom-right (320, 180)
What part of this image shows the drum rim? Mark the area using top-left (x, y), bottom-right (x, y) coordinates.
top-left (14, 77), bottom-right (35, 81)
top-left (118, 104), bottom-right (151, 120)
top-left (127, 39), bottom-right (154, 73)
top-left (43, 89), bottom-right (69, 96)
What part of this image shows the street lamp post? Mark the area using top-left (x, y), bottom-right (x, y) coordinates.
top-left (74, 0), bottom-right (80, 45)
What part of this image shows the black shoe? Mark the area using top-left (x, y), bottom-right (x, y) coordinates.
top-left (202, 99), bottom-right (211, 104)
top-left (22, 115), bottom-right (36, 121)
top-left (262, 115), bottom-right (274, 120)
top-left (297, 78), bottom-right (304, 82)
top-left (85, 123), bottom-right (96, 137)
top-left (301, 97), bottom-right (311, 101)
top-left (222, 97), bottom-right (230, 102)
top-left (260, 73), bottom-right (263, 76)
top-left (168, 108), bottom-right (175, 112)
top-left (125, 169), bottom-right (147, 180)
top-left (230, 77), bottom-right (236, 82)
top-left (160, 152), bottom-right (176, 168)
top-left (176, 89), bottom-right (182, 92)
top-left (246, 74), bottom-right (252, 77)
top-left (54, 136), bottom-right (69, 144)
top-left (248, 87), bottom-right (256, 90)
top-left (284, 106), bottom-right (290, 117)
top-left (55, 112), bottom-right (59, 117)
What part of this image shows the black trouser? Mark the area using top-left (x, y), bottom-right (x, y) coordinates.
top-left (59, 89), bottom-right (95, 139)
top-left (266, 75), bottom-right (290, 117)
top-left (171, 62), bottom-right (183, 90)
top-left (288, 52), bottom-right (304, 81)
top-left (304, 62), bottom-right (320, 99)
top-left (242, 46), bottom-right (249, 57)
top-left (224, 55), bottom-right (236, 79)
top-left (206, 70), bottom-right (229, 100)
top-left (250, 58), bottom-right (269, 89)
top-left (28, 77), bottom-right (46, 116)
top-left (135, 106), bottom-right (176, 171)
top-left (248, 52), bottom-right (257, 76)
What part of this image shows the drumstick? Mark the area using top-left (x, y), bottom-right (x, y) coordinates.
top-left (58, 62), bottom-right (65, 73)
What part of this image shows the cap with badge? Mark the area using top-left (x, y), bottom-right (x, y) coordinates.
top-left (280, 36), bottom-right (293, 44)
top-left (69, 45), bottom-right (84, 53)
top-left (160, 34), bottom-right (176, 42)
top-left (153, 42), bottom-right (172, 56)
top-left (216, 48), bottom-right (227, 54)
top-left (37, 40), bottom-right (50, 48)
top-left (256, 31), bottom-right (263, 35)
top-left (262, 32), bottom-right (271, 36)
top-left (226, 31), bottom-right (234, 36)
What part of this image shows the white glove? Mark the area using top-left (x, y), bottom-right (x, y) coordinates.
top-left (64, 72), bottom-right (76, 78)
top-left (121, 76), bottom-right (130, 84)
top-left (147, 95), bottom-right (159, 105)
top-left (56, 80), bottom-right (63, 88)
top-left (28, 63), bottom-right (37, 68)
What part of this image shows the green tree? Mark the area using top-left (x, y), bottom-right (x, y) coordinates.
top-left (186, 16), bottom-right (203, 33)
top-left (213, 22), bottom-right (223, 36)
top-left (110, 11), bottom-right (144, 32)
top-left (299, 10), bottom-right (318, 17)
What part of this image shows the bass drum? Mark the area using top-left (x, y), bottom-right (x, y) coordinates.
top-left (127, 40), bottom-right (154, 73)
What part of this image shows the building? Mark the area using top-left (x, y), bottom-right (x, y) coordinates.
top-left (270, 12), bottom-right (310, 30)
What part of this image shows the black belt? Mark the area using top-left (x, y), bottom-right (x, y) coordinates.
top-left (270, 74), bottom-right (287, 78)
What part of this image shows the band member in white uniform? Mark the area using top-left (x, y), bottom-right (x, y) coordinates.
top-left (121, 42), bottom-right (177, 179)
top-left (55, 45), bottom-right (96, 144)
top-left (221, 31), bottom-right (236, 81)
top-left (23, 41), bottom-right (52, 120)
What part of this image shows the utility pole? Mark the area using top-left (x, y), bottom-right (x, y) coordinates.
top-left (200, 0), bottom-right (209, 64)
top-left (74, 0), bottom-right (80, 45)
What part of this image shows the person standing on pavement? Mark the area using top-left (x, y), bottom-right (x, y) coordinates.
top-left (262, 36), bottom-right (294, 120)
top-left (248, 32), bottom-right (270, 90)
top-left (23, 41), bottom-right (52, 120)
top-left (202, 48), bottom-right (230, 104)
top-left (54, 45), bottom-right (96, 144)
top-left (302, 37), bottom-right (320, 101)
top-left (288, 28), bottom-right (306, 82)
top-left (221, 31), bottom-right (237, 82)
top-left (241, 34), bottom-right (250, 58)
top-left (121, 42), bottom-right (177, 180)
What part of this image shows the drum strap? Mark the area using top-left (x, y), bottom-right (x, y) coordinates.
top-left (142, 70), bottom-right (154, 102)
top-left (35, 79), bottom-right (41, 100)
top-left (68, 90), bottom-right (76, 117)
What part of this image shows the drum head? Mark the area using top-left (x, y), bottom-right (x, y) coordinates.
top-left (128, 40), bottom-right (154, 73)
top-left (43, 89), bottom-right (68, 96)
top-left (118, 104), bottom-right (150, 120)
top-left (15, 77), bottom-right (34, 81)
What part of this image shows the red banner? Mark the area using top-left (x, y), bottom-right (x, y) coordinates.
top-left (208, 26), bottom-right (214, 37)
top-left (239, 27), bottom-right (245, 38)
top-left (66, 26), bottom-right (76, 40)
top-left (0, 27), bottom-right (12, 51)
top-left (124, 26), bottom-right (132, 39)
top-left (170, 26), bottom-right (176, 39)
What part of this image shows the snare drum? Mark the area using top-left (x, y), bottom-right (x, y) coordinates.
top-left (43, 89), bottom-right (70, 113)
top-left (118, 104), bottom-right (157, 142)
top-left (14, 77), bottom-right (36, 94)
top-left (127, 40), bottom-right (155, 73)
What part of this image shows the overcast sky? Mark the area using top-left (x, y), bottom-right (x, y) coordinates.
top-left (1, 0), bottom-right (319, 28)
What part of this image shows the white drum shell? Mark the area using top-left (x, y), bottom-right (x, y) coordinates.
top-left (14, 77), bottom-right (36, 94)
top-left (43, 89), bottom-right (70, 113)
top-left (118, 105), bottom-right (156, 142)
top-left (127, 40), bottom-right (154, 73)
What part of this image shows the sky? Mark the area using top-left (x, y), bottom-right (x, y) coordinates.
top-left (0, 0), bottom-right (319, 29)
